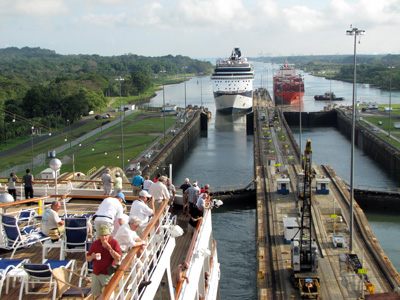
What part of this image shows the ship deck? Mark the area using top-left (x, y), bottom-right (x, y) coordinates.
top-left (0, 199), bottom-right (191, 300)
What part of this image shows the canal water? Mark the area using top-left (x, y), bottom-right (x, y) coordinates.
top-left (148, 61), bottom-right (400, 298)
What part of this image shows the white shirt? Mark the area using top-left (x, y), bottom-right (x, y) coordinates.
top-left (129, 199), bottom-right (153, 227)
top-left (42, 208), bottom-right (61, 236)
top-left (114, 223), bottom-right (139, 252)
top-left (148, 181), bottom-right (170, 200)
top-left (196, 193), bottom-right (207, 209)
top-left (95, 197), bottom-right (124, 224)
top-left (143, 180), bottom-right (153, 190)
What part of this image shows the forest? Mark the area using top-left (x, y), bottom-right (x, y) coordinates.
top-left (0, 47), bottom-right (214, 145)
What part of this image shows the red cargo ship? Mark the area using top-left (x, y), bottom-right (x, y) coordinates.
top-left (273, 61), bottom-right (305, 105)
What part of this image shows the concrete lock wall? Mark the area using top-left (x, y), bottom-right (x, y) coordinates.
top-left (144, 111), bottom-right (202, 180)
top-left (336, 110), bottom-right (400, 184)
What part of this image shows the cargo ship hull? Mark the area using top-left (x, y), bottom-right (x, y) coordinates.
top-left (273, 61), bottom-right (304, 105)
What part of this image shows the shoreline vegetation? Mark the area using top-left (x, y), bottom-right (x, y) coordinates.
top-left (252, 54), bottom-right (400, 91)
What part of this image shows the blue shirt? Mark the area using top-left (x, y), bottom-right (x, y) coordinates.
top-left (131, 175), bottom-right (144, 187)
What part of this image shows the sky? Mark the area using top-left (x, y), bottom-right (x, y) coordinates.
top-left (0, 0), bottom-right (399, 59)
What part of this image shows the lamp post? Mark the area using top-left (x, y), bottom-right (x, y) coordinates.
top-left (183, 66), bottom-right (187, 109)
top-left (163, 84), bottom-right (166, 143)
top-left (388, 66), bottom-right (395, 140)
top-left (31, 125), bottom-right (34, 170)
top-left (49, 158), bottom-right (62, 195)
top-left (299, 74), bottom-right (303, 164)
top-left (116, 76), bottom-right (125, 170)
top-left (346, 25), bottom-right (365, 253)
top-left (66, 119), bottom-right (72, 149)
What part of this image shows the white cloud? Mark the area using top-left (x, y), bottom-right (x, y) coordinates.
top-left (12, 0), bottom-right (69, 17)
top-left (175, 0), bottom-right (250, 28)
top-left (282, 5), bottom-right (325, 32)
top-left (82, 13), bottom-right (127, 27)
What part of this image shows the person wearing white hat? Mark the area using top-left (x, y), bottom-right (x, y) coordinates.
top-left (93, 193), bottom-right (126, 236)
top-left (129, 190), bottom-right (155, 235)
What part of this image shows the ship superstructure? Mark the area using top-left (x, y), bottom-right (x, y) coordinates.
top-left (211, 48), bottom-right (254, 113)
top-left (273, 60), bottom-right (304, 105)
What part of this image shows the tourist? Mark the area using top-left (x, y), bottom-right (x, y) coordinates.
top-left (8, 173), bottom-right (18, 201)
top-left (129, 190), bottom-right (155, 236)
top-left (196, 191), bottom-right (210, 211)
top-left (114, 172), bottom-right (123, 195)
top-left (42, 200), bottom-right (65, 237)
top-left (172, 262), bottom-right (189, 294)
top-left (131, 171), bottom-right (144, 196)
top-left (166, 178), bottom-right (176, 209)
top-left (102, 168), bottom-right (112, 196)
top-left (185, 182), bottom-right (199, 211)
top-left (22, 168), bottom-right (35, 201)
top-left (153, 173), bottom-right (161, 183)
top-left (93, 193), bottom-right (126, 236)
top-left (142, 175), bottom-right (153, 192)
top-left (148, 175), bottom-right (170, 211)
top-left (180, 178), bottom-right (191, 213)
top-left (87, 225), bottom-right (122, 298)
top-left (200, 184), bottom-right (210, 196)
top-left (114, 216), bottom-right (147, 259)
top-left (187, 202), bottom-right (203, 238)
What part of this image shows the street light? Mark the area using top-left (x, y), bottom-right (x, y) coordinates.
top-left (183, 66), bottom-right (187, 109)
top-left (299, 74), bottom-right (303, 164)
top-left (66, 119), bottom-right (72, 148)
top-left (31, 125), bottom-right (34, 170)
top-left (346, 25), bottom-right (365, 253)
top-left (163, 84), bottom-right (166, 144)
top-left (116, 76), bottom-right (125, 170)
top-left (49, 158), bottom-right (62, 195)
top-left (388, 66), bottom-right (395, 140)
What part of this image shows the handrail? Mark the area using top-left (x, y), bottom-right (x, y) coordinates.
top-left (174, 211), bottom-right (207, 300)
top-left (99, 199), bottom-right (169, 300)
top-left (0, 194), bottom-right (62, 208)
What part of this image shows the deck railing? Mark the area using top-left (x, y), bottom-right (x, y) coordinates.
top-left (99, 199), bottom-right (170, 300)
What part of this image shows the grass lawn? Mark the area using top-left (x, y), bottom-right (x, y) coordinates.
top-left (1, 111), bottom-right (178, 176)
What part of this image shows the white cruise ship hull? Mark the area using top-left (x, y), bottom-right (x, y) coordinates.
top-left (214, 91), bottom-right (253, 113)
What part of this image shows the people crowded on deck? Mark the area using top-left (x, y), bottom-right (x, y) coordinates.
top-left (93, 193), bottom-right (126, 236)
top-left (7, 173), bottom-right (18, 201)
top-left (172, 262), bottom-right (189, 294)
top-left (113, 172), bottom-right (123, 195)
top-left (187, 201), bottom-right (203, 238)
top-left (131, 171), bottom-right (144, 196)
top-left (102, 168), bottom-right (112, 196)
top-left (129, 190), bottom-right (155, 235)
top-left (166, 178), bottom-right (176, 209)
top-left (114, 216), bottom-right (147, 259)
top-left (185, 182), bottom-right (199, 211)
top-left (87, 225), bottom-right (122, 298)
top-left (42, 200), bottom-right (65, 237)
top-left (196, 191), bottom-right (211, 211)
top-left (148, 175), bottom-right (170, 211)
top-left (180, 178), bottom-right (191, 213)
top-left (22, 168), bottom-right (35, 201)
top-left (142, 175), bottom-right (153, 192)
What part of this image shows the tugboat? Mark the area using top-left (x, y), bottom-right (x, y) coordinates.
top-left (314, 92), bottom-right (344, 101)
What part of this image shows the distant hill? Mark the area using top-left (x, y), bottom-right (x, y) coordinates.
top-left (251, 54), bottom-right (400, 65)
top-left (0, 47), bottom-right (213, 84)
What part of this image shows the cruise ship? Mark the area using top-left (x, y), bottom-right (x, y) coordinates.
top-left (0, 168), bottom-right (220, 300)
top-left (211, 48), bottom-right (255, 113)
